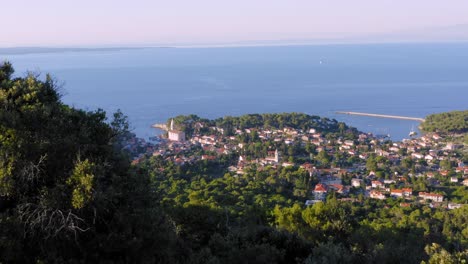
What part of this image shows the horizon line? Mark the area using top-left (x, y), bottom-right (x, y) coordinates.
top-left (2, 39), bottom-right (468, 52)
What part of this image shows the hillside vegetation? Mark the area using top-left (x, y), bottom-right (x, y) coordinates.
top-left (0, 62), bottom-right (467, 263)
top-left (0, 62), bottom-right (177, 262)
top-left (421, 110), bottom-right (468, 134)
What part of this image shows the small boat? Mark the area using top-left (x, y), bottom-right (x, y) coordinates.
top-left (409, 126), bottom-right (417, 137)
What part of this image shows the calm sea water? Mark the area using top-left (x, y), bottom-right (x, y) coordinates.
top-left (3, 43), bottom-right (468, 140)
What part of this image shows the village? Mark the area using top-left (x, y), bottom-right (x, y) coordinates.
top-left (124, 117), bottom-right (468, 210)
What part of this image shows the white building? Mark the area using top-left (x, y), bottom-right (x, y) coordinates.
top-left (419, 192), bottom-right (443, 202)
top-left (168, 119), bottom-right (186, 142)
top-left (351, 178), bottom-right (362, 188)
top-left (370, 190), bottom-right (386, 200)
top-left (265, 149), bottom-right (280, 164)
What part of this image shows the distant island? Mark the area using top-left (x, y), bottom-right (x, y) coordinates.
top-left (0, 46), bottom-right (158, 55)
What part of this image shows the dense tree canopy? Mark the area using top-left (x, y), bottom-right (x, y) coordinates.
top-left (170, 113), bottom-right (358, 140)
top-left (421, 110), bottom-right (468, 134)
top-left (141, 154), bottom-right (468, 264)
top-left (0, 62), bottom-right (177, 263)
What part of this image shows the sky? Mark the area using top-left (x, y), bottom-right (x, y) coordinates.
top-left (2, 0), bottom-right (468, 47)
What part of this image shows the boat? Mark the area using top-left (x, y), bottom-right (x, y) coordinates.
top-left (409, 126), bottom-right (417, 137)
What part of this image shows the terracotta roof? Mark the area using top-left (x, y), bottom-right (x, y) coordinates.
top-left (314, 184), bottom-right (328, 193)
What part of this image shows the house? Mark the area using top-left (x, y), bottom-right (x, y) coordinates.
top-left (402, 188), bottom-right (413, 197)
top-left (390, 189), bottom-right (404, 198)
top-left (340, 145), bottom-right (351, 150)
top-left (370, 190), bottom-right (386, 200)
top-left (311, 139), bottom-right (322, 146)
top-left (314, 184), bottom-right (328, 193)
top-left (312, 133), bottom-right (322, 139)
top-left (201, 155), bottom-right (217, 161)
top-left (419, 192), bottom-right (444, 202)
top-left (463, 178), bottom-right (468, 187)
top-left (359, 153), bottom-right (369, 160)
top-left (450, 177), bottom-right (458, 183)
top-left (282, 162), bottom-right (294, 167)
top-left (418, 142), bottom-right (428, 148)
top-left (371, 180), bottom-right (384, 189)
top-left (444, 143), bottom-right (461, 150)
top-left (389, 147), bottom-right (400, 152)
top-left (390, 188), bottom-right (412, 198)
top-left (174, 157), bottom-right (185, 166)
top-left (358, 134), bottom-right (368, 141)
top-left (351, 178), bottom-right (363, 188)
top-left (376, 149), bottom-right (390, 157)
top-left (328, 184), bottom-right (349, 195)
top-left (455, 167), bottom-right (468, 175)
top-left (448, 203), bottom-right (462, 210)
top-left (314, 184), bottom-right (328, 200)
top-left (301, 163), bottom-right (315, 171)
top-left (265, 149), bottom-right (280, 164)
top-left (301, 163), bottom-right (316, 176)
top-left (425, 155), bottom-right (435, 161)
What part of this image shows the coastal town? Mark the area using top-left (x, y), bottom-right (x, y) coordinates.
top-left (124, 114), bottom-right (467, 209)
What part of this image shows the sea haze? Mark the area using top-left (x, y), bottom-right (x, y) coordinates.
top-left (3, 43), bottom-right (468, 140)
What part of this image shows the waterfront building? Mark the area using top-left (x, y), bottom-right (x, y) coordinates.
top-left (168, 119), bottom-right (186, 142)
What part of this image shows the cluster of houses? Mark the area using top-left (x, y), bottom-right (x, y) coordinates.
top-left (135, 118), bottom-right (467, 208)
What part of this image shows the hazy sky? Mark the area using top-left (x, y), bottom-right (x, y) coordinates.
top-left (3, 0), bottom-right (468, 47)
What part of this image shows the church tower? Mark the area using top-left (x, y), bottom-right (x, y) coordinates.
top-left (168, 118), bottom-right (185, 142)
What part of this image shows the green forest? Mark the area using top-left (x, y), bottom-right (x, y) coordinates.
top-left (0, 62), bottom-right (467, 263)
top-left (166, 112), bottom-right (356, 140)
top-left (420, 111), bottom-right (468, 134)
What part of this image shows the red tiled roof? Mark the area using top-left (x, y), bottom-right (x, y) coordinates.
top-left (314, 184), bottom-right (328, 193)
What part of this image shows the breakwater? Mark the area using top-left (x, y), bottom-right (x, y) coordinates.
top-left (336, 111), bottom-right (425, 122)
top-left (152, 123), bottom-right (168, 130)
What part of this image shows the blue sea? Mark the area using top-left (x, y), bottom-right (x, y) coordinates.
top-left (2, 43), bottom-right (468, 141)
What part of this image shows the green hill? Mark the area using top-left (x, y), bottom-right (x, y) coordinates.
top-left (421, 110), bottom-right (468, 134)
